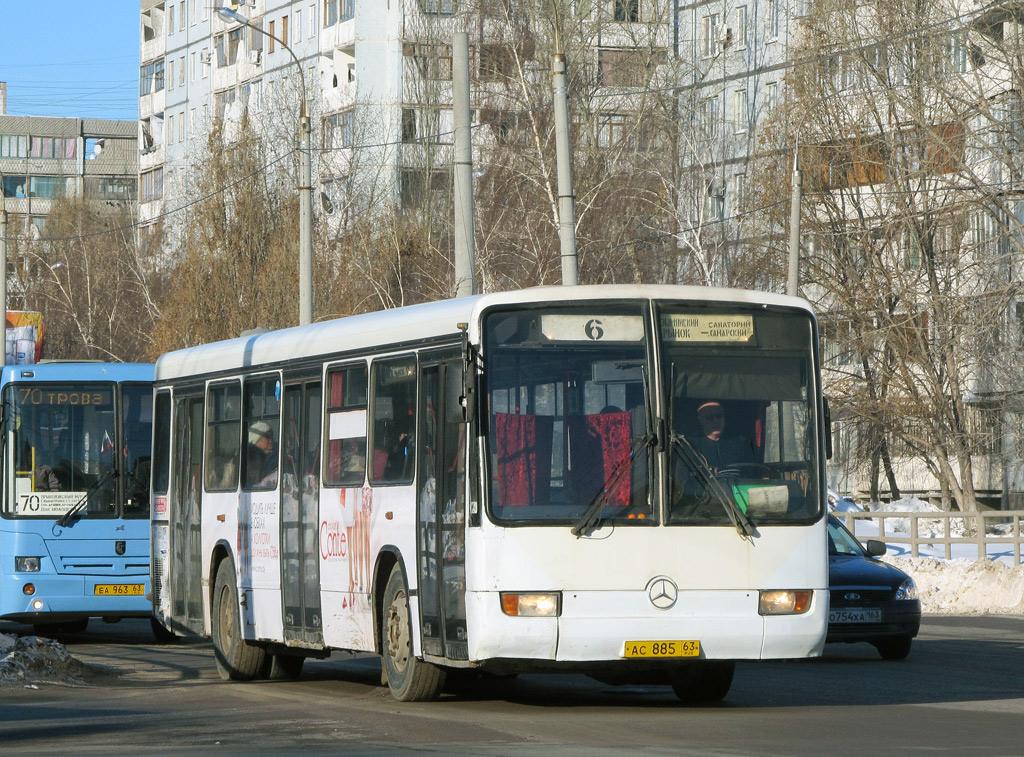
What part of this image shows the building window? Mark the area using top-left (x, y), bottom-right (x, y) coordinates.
top-left (404, 42), bottom-right (452, 80)
top-left (733, 173), bottom-right (746, 211)
top-left (614, 0), bottom-right (640, 21)
top-left (598, 48), bottom-right (652, 88)
top-left (324, 0), bottom-right (338, 27)
top-left (701, 14), bottom-right (720, 58)
top-left (1, 175), bottom-right (27, 198)
top-left (178, 110), bottom-right (185, 141)
top-left (479, 44), bottom-right (514, 81)
top-left (201, 47), bottom-right (209, 77)
top-left (140, 59), bottom-right (165, 95)
top-left (765, 81), bottom-right (778, 110)
top-left (179, 56), bottom-right (185, 87)
top-left (597, 112), bottom-right (629, 148)
top-left (700, 96), bottom-right (718, 138)
top-left (294, 9), bottom-right (302, 42)
top-left (733, 88), bottom-right (747, 132)
top-left (767, 0), bottom-right (779, 38)
top-left (168, 115), bottom-right (174, 144)
top-left (215, 31), bottom-right (241, 66)
top-left (281, 15), bottom-right (289, 46)
top-left (179, 1), bottom-right (185, 31)
top-left (0, 135), bottom-right (28, 158)
top-left (269, 20), bottom-right (276, 53)
top-left (323, 109), bottom-right (355, 149)
top-left (89, 176), bottom-right (136, 201)
top-left (735, 6), bottom-right (748, 48)
top-left (421, 0), bottom-right (456, 14)
top-left (168, 4), bottom-right (174, 34)
top-left (310, 4), bottom-right (317, 36)
top-left (401, 107), bottom-right (453, 145)
top-left (28, 176), bottom-right (67, 199)
top-left (342, 0), bottom-right (354, 21)
top-left (141, 168), bottom-right (164, 203)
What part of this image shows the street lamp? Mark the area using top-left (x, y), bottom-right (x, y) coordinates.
top-left (217, 6), bottom-right (313, 326)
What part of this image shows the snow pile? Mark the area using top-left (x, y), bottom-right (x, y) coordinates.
top-left (0, 633), bottom-right (94, 686)
top-left (890, 556), bottom-right (1024, 615)
top-left (829, 489), bottom-right (1024, 615)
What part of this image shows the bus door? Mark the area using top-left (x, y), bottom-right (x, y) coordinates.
top-left (280, 379), bottom-right (324, 645)
top-left (170, 391), bottom-right (205, 634)
top-left (417, 354), bottom-right (468, 661)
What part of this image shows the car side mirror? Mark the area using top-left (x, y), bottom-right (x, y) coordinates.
top-left (864, 539), bottom-right (887, 557)
top-left (445, 362), bottom-right (475, 424)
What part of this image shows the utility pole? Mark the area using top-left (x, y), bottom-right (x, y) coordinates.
top-left (549, 2), bottom-right (578, 286)
top-left (452, 33), bottom-right (476, 298)
top-left (788, 143), bottom-right (801, 297)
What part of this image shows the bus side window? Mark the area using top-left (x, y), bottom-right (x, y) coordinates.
top-left (242, 376), bottom-right (280, 490)
top-left (204, 381), bottom-right (241, 491)
top-left (370, 356), bottom-right (416, 485)
top-left (324, 363), bottom-right (367, 487)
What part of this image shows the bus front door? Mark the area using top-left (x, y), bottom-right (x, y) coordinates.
top-left (170, 393), bottom-right (205, 634)
top-left (417, 359), bottom-right (468, 661)
top-left (279, 381), bottom-right (324, 646)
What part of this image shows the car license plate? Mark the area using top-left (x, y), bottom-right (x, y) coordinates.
top-left (829, 608), bottom-right (881, 623)
top-left (94, 584), bottom-right (145, 596)
top-left (623, 640), bottom-right (700, 658)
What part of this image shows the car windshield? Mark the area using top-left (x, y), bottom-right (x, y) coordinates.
top-left (660, 307), bottom-right (821, 526)
top-left (484, 307), bottom-right (653, 525)
top-left (828, 516), bottom-right (866, 556)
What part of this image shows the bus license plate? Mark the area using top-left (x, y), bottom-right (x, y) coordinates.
top-left (94, 584), bottom-right (145, 596)
top-left (624, 640), bottom-right (700, 658)
top-left (828, 608), bottom-right (881, 623)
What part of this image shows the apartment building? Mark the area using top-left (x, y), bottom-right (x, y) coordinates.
top-left (0, 82), bottom-right (137, 236)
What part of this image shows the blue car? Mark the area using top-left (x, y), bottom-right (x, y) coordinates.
top-left (826, 514), bottom-right (922, 659)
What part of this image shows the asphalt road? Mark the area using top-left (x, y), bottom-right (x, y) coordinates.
top-left (1, 615), bottom-right (1022, 756)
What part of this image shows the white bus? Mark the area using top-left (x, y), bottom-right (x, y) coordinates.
top-left (151, 285), bottom-right (829, 701)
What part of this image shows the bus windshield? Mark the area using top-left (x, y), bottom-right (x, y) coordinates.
top-left (4, 383), bottom-right (134, 519)
top-left (660, 307), bottom-right (821, 525)
top-left (484, 307), bottom-right (653, 524)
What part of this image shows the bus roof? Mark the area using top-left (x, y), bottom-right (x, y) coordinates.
top-left (155, 285), bottom-right (815, 382)
top-left (1, 362), bottom-right (153, 385)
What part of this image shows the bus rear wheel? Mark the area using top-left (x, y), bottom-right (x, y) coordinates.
top-left (212, 557), bottom-right (266, 681)
top-left (381, 564), bottom-right (445, 701)
top-left (670, 660), bottom-right (735, 703)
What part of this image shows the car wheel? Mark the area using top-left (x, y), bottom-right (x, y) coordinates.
top-left (670, 660), bottom-right (735, 703)
top-left (212, 556), bottom-right (266, 680)
top-left (874, 636), bottom-right (913, 660)
top-left (381, 564), bottom-right (445, 701)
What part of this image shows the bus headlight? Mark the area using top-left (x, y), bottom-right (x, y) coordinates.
top-left (16, 556), bottom-right (41, 572)
top-left (500, 592), bottom-right (561, 617)
top-left (758, 589), bottom-right (813, 615)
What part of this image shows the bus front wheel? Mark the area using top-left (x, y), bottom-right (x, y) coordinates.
top-left (381, 564), bottom-right (445, 701)
top-left (212, 557), bottom-right (266, 681)
top-left (670, 660), bottom-right (735, 703)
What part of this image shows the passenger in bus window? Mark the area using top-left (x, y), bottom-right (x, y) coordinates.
top-left (247, 421), bottom-right (278, 487)
top-left (34, 465), bottom-right (61, 491)
top-left (694, 401), bottom-right (753, 473)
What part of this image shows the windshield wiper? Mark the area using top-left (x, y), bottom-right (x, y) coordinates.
top-left (572, 433), bottom-right (655, 537)
top-left (55, 469), bottom-right (119, 528)
top-left (670, 434), bottom-right (756, 539)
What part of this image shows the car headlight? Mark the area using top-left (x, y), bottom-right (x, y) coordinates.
top-left (15, 556), bottom-right (41, 572)
top-left (758, 589), bottom-right (813, 615)
top-left (895, 577), bottom-right (918, 600)
top-left (500, 592), bottom-right (561, 617)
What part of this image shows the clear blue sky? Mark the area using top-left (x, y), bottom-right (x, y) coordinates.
top-left (0, 0), bottom-right (140, 121)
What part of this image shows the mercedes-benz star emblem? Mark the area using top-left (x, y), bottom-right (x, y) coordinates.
top-left (647, 577), bottom-right (679, 610)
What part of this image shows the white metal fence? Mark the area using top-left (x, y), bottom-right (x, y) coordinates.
top-left (835, 510), bottom-right (1024, 565)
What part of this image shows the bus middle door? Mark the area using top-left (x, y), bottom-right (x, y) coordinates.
top-left (417, 356), bottom-right (468, 661)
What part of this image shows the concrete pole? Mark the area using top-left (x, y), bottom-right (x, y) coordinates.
top-left (452, 33), bottom-right (476, 298)
top-left (551, 53), bottom-right (578, 286)
top-left (299, 106), bottom-right (313, 326)
top-left (787, 145), bottom-right (802, 297)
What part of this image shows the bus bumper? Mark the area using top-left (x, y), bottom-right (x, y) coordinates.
top-left (0, 573), bottom-right (152, 624)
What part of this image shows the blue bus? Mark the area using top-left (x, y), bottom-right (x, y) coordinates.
top-left (0, 362), bottom-right (155, 636)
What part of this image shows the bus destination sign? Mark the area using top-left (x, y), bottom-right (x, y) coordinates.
top-left (660, 314), bottom-right (754, 343)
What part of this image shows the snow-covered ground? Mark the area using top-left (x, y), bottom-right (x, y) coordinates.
top-left (830, 491), bottom-right (1024, 615)
top-left (0, 632), bottom-right (99, 688)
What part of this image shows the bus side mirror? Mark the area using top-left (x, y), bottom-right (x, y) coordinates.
top-left (446, 363), bottom-right (475, 424)
top-left (823, 396), bottom-right (833, 460)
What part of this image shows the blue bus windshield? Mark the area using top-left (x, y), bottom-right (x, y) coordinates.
top-left (4, 382), bottom-right (152, 519)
